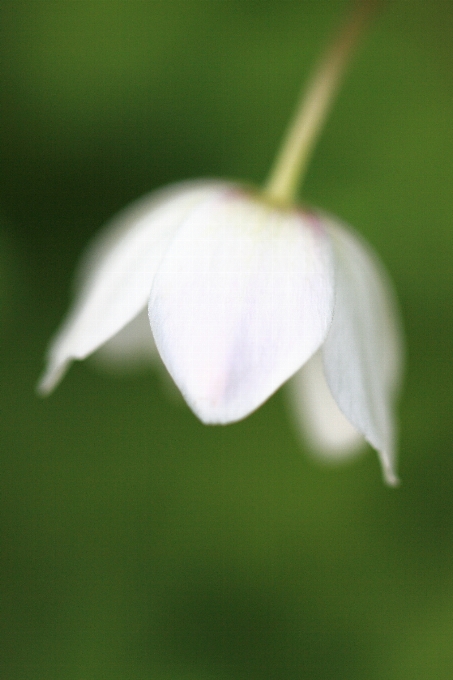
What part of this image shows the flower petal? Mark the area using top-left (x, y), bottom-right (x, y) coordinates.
top-left (322, 218), bottom-right (403, 485)
top-left (289, 350), bottom-right (364, 457)
top-left (149, 191), bottom-right (335, 423)
top-left (38, 180), bottom-right (229, 394)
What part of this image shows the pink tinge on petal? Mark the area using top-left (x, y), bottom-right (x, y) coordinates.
top-left (149, 190), bottom-right (335, 423)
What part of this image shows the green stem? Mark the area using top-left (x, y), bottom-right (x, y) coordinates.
top-left (264, 0), bottom-right (380, 206)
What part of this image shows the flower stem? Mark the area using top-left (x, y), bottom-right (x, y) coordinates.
top-left (264, 0), bottom-right (380, 206)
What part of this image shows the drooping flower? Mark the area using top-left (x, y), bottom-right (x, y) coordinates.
top-left (38, 1), bottom-right (403, 485)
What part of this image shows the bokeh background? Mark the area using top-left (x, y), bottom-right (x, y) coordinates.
top-left (1, 1), bottom-right (452, 678)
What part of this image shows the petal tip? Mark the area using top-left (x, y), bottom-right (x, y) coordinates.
top-left (378, 447), bottom-right (399, 487)
top-left (383, 465), bottom-right (400, 488)
top-left (36, 360), bottom-right (70, 397)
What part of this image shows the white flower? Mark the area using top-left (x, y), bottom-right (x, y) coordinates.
top-left (38, 3), bottom-right (403, 485)
top-left (38, 180), bottom-right (402, 485)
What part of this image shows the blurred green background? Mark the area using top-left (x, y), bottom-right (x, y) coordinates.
top-left (1, 1), bottom-right (452, 678)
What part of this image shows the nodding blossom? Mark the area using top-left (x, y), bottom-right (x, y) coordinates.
top-left (38, 2), bottom-right (403, 485)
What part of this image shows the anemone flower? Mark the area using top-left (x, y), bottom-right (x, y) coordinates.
top-left (38, 1), bottom-right (403, 485)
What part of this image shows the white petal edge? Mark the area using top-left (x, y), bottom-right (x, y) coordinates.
top-left (149, 191), bottom-right (335, 424)
top-left (322, 217), bottom-right (403, 486)
top-left (288, 350), bottom-right (364, 459)
top-left (38, 180), bottom-right (231, 394)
